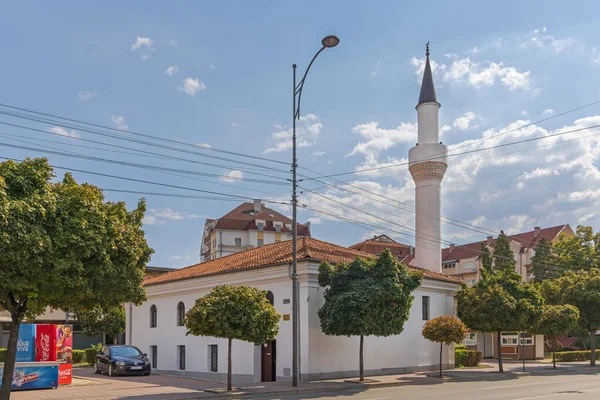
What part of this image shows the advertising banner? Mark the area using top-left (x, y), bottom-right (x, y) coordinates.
top-left (16, 324), bottom-right (36, 362)
top-left (35, 324), bottom-right (56, 362)
top-left (58, 363), bottom-right (72, 385)
top-left (0, 364), bottom-right (59, 390)
top-left (55, 325), bottom-right (73, 365)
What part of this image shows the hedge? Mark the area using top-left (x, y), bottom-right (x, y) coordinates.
top-left (554, 350), bottom-right (600, 362)
top-left (455, 349), bottom-right (482, 367)
top-left (454, 344), bottom-right (467, 350)
top-left (71, 350), bottom-right (85, 364)
top-left (85, 348), bottom-right (98, 365)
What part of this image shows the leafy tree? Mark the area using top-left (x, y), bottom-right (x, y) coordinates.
top-left (542, 269), bottom-right (600, 366)
top-left (553, 225), bottom-right (600, 273)
top-left (531, 237), bottom-right (558, 282)
top-left (457, 270), bottom-right (544, 373)
top-left (318, 249), bottom-right (422, 382)
top-left (0, 158), bottom-right (152, 400)
top-left (492, 231), bottom-right (516, 273)
top-left (480, 243), bottom-right (493, 276)
top-left (422, 316), bottom-right (468, 377)
top-left (536, 305), bottom-right (580, 369)
top-left (76, 305), bottom-right (126, 343)
top-left (185, 285), bottom-right (280, 391)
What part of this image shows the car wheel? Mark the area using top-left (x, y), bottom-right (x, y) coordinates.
top-left (108, 364), bottom-right (114, 377)
top-left (144, 371), bottom-right (151, 376)
top-left (94, 362), bottom-right (101, 374)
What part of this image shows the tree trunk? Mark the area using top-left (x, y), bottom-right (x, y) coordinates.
top-left (521, 332), bottom-right (525, 372)
top-left (590, 331), bottom-right (596, 367)
top-left (0, 317), bottom-right (21, 400)
top-left (439, 342), bottom-right (443, 378)
top-left (552, 338), bottom-right (556, 370)
top-left (497, 330), bottom-right (504, 373)
top-left (359, 335), bottom-right (364, 382)
top-left (227, 338), bottom-right (232, 391)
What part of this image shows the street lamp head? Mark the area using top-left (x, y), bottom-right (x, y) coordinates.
top-left (321, 35), bottom-right (340, 48)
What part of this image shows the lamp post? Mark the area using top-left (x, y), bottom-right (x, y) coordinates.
top-left (291, 34), bottom-right (339, 387)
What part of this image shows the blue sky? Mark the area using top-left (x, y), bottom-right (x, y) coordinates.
top-left (2, 1), bottom-right (600, 268)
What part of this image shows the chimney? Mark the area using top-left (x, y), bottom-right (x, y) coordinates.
top-left (304, 221), bottom-right (311, 233)
top-left (409, 245), bottom-right (414, 256)
top-left (487, 236), bottom-right (493, 245)
top-left (449, 244), bottom-right (455, 252)
top-left (253, 199), bottom-right (261, 212)
top-left (534, 226), bottom-right (541, 238)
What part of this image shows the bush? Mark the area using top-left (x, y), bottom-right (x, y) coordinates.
top-left (85, 348), bottom-right (98, 365)
top-left (454, 344), bottom-right (466, 350)
top-left (455, 349), bottom-right (482, 367)
top-left (554, 350), bottom-right (600, 362)
top-left (0, 348), bottom-right (6, 362)
top-left (72, 350), bottom-right (86, 364)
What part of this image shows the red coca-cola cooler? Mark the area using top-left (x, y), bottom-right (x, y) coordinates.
top-left (35, 324), bottom-right (56, 363)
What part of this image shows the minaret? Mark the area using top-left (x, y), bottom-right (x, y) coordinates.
top-left (408, 43), bottom-right (447, 273)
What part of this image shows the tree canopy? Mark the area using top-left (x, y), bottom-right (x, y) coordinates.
top-left (541, 269), bottom-right (600, 366)
top-left (422, 316), bottom-right (468, 377)
top-left (76, 305), bottom-right (126, 341)
top-left (318, 249), bottom-right (422, 381)
top-left (531, 237), bottom-right (558, 282)
top-left (457, 269), bottom-right (544, 372)
top-left (553, 225), bottom-right (600, 273)
top-left (0, 158), bottom-right (153, 399)
top-left (536, 304), bottom-right (580, 369)
top-left (185, 285), bottom-right (280, 390)
top-left (491, 231), bottom-right (516, 273)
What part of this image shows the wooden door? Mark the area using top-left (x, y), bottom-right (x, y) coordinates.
top-left (261, 340), bottom-right (276, 382)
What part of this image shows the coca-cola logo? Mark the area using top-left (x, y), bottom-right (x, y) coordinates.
top-left (40, 333), bottom-right (50, 361)
top-left (59, 368), bottom-right (71, 377)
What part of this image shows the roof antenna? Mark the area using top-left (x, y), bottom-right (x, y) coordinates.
top-left (426, 41), bottom-right (430, 57)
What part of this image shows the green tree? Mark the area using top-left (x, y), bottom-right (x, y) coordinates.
top-left (185, 285), bottom-right (280, 391)
top-left (492, 231), bottom-right (516, 273)
top-left (422, 316), bottom-right (468, 377)
top-left (457, 270), bottom-right (544, 373)
top-left (0, 158), bottom-right (152, 400)
top-left (553, 226), bottom-right (599, 273)
top-left (76, 305), bottom-right (126, 343)
top-left (318, 249), bottom-right (422, 382)
top-left (542, 269), bottom-right (600, 366)
top-left (480, 243), bottom-right (493, 277)
top-left (536, 305), bottom-right (580, 369)
top-left (531, 237), bottom-right (558, 282)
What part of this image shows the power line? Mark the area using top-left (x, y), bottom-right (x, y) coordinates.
top-left (0, 103), bottom-right (289, 166)
top-left (100, 189), bottom-right (281, 203)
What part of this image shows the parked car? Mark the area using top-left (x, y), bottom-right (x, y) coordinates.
top-left (94, 345), bottom-right (151, 377)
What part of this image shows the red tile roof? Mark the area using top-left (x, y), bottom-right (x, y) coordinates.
top-left (211, 202), bottom-right (310, 235)
top-left (145, 237), bottom-right (462, 286)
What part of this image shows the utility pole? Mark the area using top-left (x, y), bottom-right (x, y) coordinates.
top-left (290, 35), bottom-right (339, 387)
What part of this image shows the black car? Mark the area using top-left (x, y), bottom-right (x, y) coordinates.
top-left (94, 345), bottom-right (151, 377)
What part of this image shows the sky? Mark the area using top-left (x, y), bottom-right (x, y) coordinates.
top-left (2, 1), bottom-right (600, 268)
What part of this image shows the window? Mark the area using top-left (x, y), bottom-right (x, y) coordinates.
top-left (422, 296), bottom-right (430, 321)
top-left (150, 305), bottom-right (157, 328)
top-left (209, 345), bottom-right (218, 372)
top-left (275, 224), bottom-right (281, 233)
top-left (266, 291), bottom-right (274, 305)
top-left (501, 332), bottom-right (519, 346)
top-left (520, 333), bottom-right (534, 346)
top-left (463, 333), bottom-right (477, 346)
top-left (150, 345), bottom-right (157, 369)
top-left (257, 222), bottom-right (264, 231)
top-left (257, 239), bottom-right (264, 247)
top-left (176, 302), bottom-right (185, 327)
top-left (178, 345), bottom-right (186, 370)
top-left (235, 238), bottom-right (242, 246)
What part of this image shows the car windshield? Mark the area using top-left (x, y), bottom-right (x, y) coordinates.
top-left (111, 346), bottom-right (142, 357)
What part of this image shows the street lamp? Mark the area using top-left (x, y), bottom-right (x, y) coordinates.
top-left (291, 34), bottom-right (339, 387)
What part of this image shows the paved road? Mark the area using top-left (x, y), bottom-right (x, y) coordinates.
top-left (277, 370), bottom-right (600, 400)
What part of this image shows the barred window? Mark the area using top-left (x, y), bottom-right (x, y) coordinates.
top-left (422, 296), bottom-right (430, 321)
top-left (150, 305), bottom-right (157, 328)
top-left (150, 345), bottom-right (157, 369)
top-left (266, 291), bottom-right (274, 306)
top-left (176, 302), bottom-right (185, 327)
top-left (178, 345), bottom-right (186, 370)
top-left (209, 345), bottom-right (218, 372)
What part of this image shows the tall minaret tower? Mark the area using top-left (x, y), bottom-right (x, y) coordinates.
top-left (408, 43), bottom-right (447, 273)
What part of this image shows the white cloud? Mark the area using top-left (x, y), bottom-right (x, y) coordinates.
top-left (197, 143), bottom-right (212, 148)
top-left (144, 208), bottom-right (200, 226)
top-left (348, 121), bottom-right (416, 164)
top-left (169, 254), bottom-right (191, 261)
top-left (521, 111), bottom-right (528, 116)
top-left (231, 122), bottom-right (240, 127)
top-left (263, 114), bottom-right (322, 154)
top-left (142, 215), bottom-right (160, 226)
top-left (453, 112), bottom-right (477, 130)
top-left (313, 151), bottom-right (326, 156)
top-left (165, 65), bottom-right (179, 76)
top-left (111, 116), bottom-right (128, 131)
top-left (440, 125), bottom-right (452, 136)
top-left (168, 39), bottom-right (178, 46)
top-left (78, 91), bottom-right (98, 101)
top-left (130, 37), bottom-right (155, 61)
top-left (50, 126), bottom-right (79, 138)
top-left (178, 77), bottom-right (207, 96)
top-left (307, 217), bottom-right (322, 225)
top-left (209, 64), bottom-right (216, 70)
top-left (519, 28), bottom-right (573, 53)
top-left (220, 170), bottom-right (244, 182)
top-left (543, 109), bottom-right (554, 115)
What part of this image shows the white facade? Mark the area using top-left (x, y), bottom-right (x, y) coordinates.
top-left (127, 261), bottom-right (459, 383)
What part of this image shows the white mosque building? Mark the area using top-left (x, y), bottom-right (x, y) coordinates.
top-left (126, 45), bottom-right (461, 383)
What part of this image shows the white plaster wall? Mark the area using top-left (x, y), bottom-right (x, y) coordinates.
top-left (220, 230), bottom-right (250, 247)
top-left (417, 103), bottom-right (440, 144)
